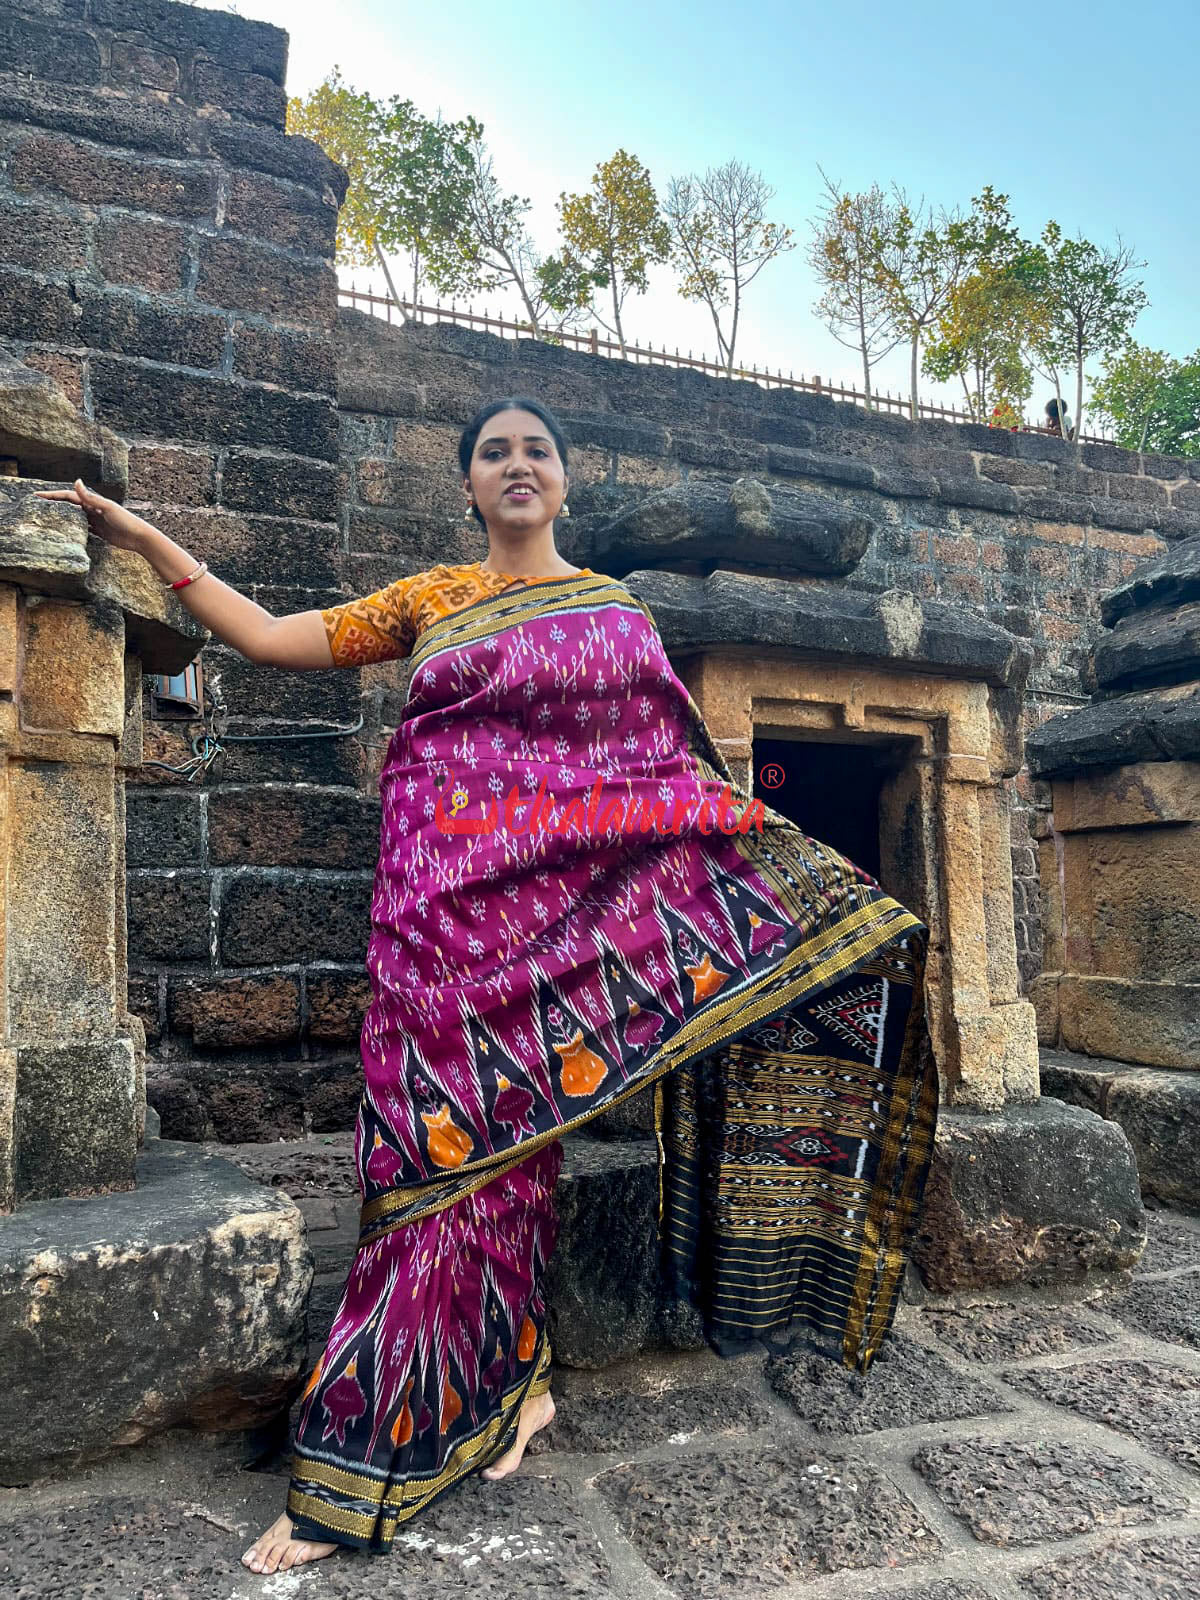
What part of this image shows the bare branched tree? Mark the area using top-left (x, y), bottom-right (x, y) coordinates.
top-left (458, 128), bottom-right (598, 338)
top-left (664, 159), bottom-right (795, 376)
top-left (808, 169), bottom-right (903, 407)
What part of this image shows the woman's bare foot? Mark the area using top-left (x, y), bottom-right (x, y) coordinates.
top-left (241, 1512), bottom-right (338, 1574)
top-left (481, 1389), bottom-right (556, 1481)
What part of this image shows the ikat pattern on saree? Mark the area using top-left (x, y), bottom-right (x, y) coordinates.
top-left (288, 568), bottom-right (934, 1551)
top-left (350, 572), bottom-right (922, 1240)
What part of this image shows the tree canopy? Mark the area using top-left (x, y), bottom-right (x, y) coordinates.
top-left (556, 150), bottom-right (671, 358)
top-left (1089, 342), bottom-right (1200, 456)
top-left (286, 72), bottom-right (1185, 438)
top-left (664, 159), bottom-right (795, 376)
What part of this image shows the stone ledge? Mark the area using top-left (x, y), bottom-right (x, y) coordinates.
top-left (1037, 974), bottom-right (1200, 1071)
top-left (0, 352), bottom-right (127, 495)
top-left (909, 1099), bottom-right (1146, 1294)
top-left (1040, 1048), bottom-right (1200, 1209)
top-left (0, 1139), bottom-right (311, 1483)
top-left (0, 486), bottom-right (207, 672)
top-left (1027, 682), bottom-right (1200, 774)
top-left (1103, 533), bottom-right (1200, 624)
top-left (625, 567), bottom-right (1029, 689)
top-left (594, 476), bottom-right (875, 577)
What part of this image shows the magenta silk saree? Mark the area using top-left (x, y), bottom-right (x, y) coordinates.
top-left (287, 569), bottom-right (936, 1550)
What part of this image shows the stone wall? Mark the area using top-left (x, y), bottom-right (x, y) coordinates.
top-left (0, 0), bottom-right (374, 1139)
top-left (4, 0), bottom-right (1197, 1139)
top-left (337, 311), bottom-right (1196, 990)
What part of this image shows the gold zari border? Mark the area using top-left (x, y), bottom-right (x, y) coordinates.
top-left (286, 1333), bottom-right (552, 1542)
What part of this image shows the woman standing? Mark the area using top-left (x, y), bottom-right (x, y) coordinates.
top-left (40, 397), bottom-right (936, 1574)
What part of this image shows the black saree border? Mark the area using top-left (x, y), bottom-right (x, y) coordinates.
top-left (286, 1327), bottom-right (554, 1549)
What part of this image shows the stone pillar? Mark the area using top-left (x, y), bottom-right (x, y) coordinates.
top-left (1029, 535), bottom-right (1200, 1208)
top-left (0, 360), bottom-right (312, 1480)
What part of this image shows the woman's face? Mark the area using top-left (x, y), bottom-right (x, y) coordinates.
top-left (465, 409), bottom-right (567, 532)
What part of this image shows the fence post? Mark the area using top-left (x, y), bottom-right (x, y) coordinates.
top-left (590, 328), bottom-right (598, 355)
top-left (814, 374), bottom-right (822, 394)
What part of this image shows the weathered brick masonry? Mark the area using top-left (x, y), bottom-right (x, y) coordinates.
top-left (0, 0), bottom-right (376, 1138)
top-left (4, 0), bottom-right (1199, 1141)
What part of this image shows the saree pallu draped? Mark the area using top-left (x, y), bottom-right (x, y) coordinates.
top-left (288, 570), bottom-right (937, 1550)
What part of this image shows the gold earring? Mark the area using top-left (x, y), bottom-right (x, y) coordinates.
top-left (560, 498), bottom-right (570, 517)
top-left (464, 501), bottom-right (475, 520)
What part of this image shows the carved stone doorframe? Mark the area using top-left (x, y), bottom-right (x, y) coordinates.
top-left (677, 653), bottom-right (1040, 1113)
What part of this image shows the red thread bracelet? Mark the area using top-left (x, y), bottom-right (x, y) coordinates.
top-left (168, 561), bottom-right (209, 591)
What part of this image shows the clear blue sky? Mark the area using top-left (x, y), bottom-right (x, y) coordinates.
top-left (235, 0), bottom-right (1197, 421)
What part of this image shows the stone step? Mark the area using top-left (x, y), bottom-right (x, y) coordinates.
top-left (0, 1140), bottom-right (310, 1484)
top-left (1040, 1047), bottom-right (1200, 1210)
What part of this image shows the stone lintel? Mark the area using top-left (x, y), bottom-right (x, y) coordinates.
top-left (684, 656), bottom-right (994, 766)
top-left (1051, 760), bottom-right (1200, 831)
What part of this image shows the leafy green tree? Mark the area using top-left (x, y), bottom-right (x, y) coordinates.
top-left (1089, 341), bottom-right (1200, 456)
top-left (807, 173), bottom-right (902, 408)
top-left (923, 245), bottom-right (1046, 421)
top-left (287, 70), bottom-right (478, 319)
top-left (457, 125), bottom-right (602, 338)
top-left (557, 150), bottom-right (671, 358)
top-left (870, 186), bottom-right (1023, 421)
top-left (1025, 222), bottom-right (1147, 455)
top-left (664, 159), bottom-right (795, 377)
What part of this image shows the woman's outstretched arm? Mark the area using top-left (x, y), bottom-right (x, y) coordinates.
top-left (36, 479), bottom-right (334, 669)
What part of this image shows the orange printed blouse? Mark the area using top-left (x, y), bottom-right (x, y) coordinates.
top-left (320, 560), bottom-right (595, 668)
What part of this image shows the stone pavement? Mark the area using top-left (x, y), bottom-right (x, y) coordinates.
top-left (1, 1143), bottom-right (1198, 1600)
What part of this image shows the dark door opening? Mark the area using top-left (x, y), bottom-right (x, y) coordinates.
top-left (751, 736), bottom-right (902, 882)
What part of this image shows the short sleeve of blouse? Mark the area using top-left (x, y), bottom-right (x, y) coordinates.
top-left (320, 573), bottom-right (423, 666)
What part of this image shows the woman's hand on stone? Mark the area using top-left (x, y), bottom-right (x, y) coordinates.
top-left (35, 478), bottom-right (157, 552)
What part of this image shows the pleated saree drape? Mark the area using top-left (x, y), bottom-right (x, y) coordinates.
top-left (287, 569), bottom-right (936, 1550)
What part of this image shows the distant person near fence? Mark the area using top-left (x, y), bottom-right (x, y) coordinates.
top-left (1045, 398), bottom-right (1075, 440)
